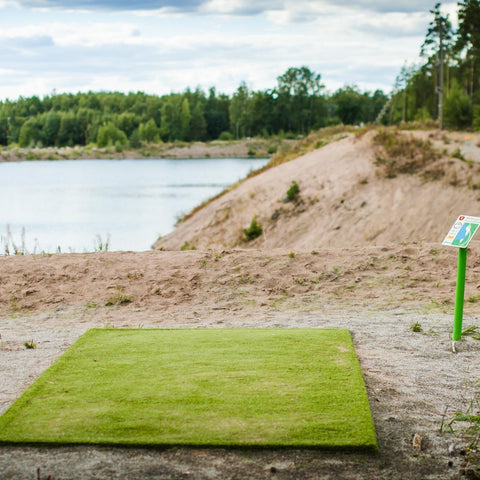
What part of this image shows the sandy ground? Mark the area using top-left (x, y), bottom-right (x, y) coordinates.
top-left (2, 245), bottom-right (480, 479)
top-left (154, 130), bottom-right (480, 252)
top-left (3, 127), bottom-right (480, 479)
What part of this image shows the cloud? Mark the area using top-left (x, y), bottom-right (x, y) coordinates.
top-left (355, 12), bottom-right (429, 38)
top-left (2, 34), bottom-right (55, 48)
top-left (14, 0), bottom-right (204, 11)
top-left (11, 0), bottom-right (459, 16)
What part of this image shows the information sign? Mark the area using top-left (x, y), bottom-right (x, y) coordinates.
top-left (442, 215), bottom-right (480, 248)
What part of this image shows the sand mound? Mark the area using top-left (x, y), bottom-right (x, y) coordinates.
top-left (155, 129), bottom-right (480, 251)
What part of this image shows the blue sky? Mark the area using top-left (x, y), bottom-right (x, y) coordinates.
top-left (0, 0), bottom-right (458, 101)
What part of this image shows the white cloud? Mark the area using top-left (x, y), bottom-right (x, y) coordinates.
top-left (0, 0), bottom-right (455, 101)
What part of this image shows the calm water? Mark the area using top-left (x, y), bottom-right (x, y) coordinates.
top-left (0, 157), bottom-right (269, 253)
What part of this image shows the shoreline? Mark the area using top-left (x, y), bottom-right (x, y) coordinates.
top-left (0, 137), bottom-right (293, 162)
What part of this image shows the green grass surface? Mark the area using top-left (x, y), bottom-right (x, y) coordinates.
top-left (0, 328), bottom-right (377, 450)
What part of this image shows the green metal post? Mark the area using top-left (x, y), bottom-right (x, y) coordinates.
top-left (453, 247), bottom-right (468, 341)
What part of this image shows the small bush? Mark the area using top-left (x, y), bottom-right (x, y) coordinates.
top-left (267, 144), bottom-right (278, 154)
top-left (218, 131), bottom-right (234, 141)
top-left (373, 128), bottom-right (440, 177)
top-left (180, 241), bottom-right (196, 251)
top-left (106, 286), bottom-right (132, 306)
top-left (286, 181), bottom-right (300, 201)
top-left (410, 322), bottom-right (423, 333)
top-left (244, 217), bottom-right (263, 241)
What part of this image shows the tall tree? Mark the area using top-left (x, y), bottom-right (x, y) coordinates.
top-left (229, 82), bottom-right (251, 139)
top-left (421, 2), bottom-right (453, 129)
top-left (456, 0), bottom-right (480, 100)
top-left (276, 66), bottom-right (324, 133)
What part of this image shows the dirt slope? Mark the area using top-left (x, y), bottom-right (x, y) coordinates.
top-left (155, 129), bottom-right (480, 251)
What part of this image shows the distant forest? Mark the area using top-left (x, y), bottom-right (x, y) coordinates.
top-left (4, 1), bottom-right (478, 150)
top-left (0, 66), bottom-right (387, 149)
top-left (388, 1), bottom-right (480, 129)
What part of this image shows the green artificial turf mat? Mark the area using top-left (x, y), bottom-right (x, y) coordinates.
top-left (0, 328), bottom-right (377, 450)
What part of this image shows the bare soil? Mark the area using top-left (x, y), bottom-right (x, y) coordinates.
top-left (1, 245), bottom-right (480, 479)
top-left (3, 128), bottom-right (480, 479)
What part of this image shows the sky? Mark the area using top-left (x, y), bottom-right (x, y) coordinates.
top-left (0, 0), bottom-right (459, 101)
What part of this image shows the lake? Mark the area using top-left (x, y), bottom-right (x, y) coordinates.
top-left (0, 157), bottom-right (269, 253)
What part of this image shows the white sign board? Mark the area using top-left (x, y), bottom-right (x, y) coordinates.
top-left (442, 215), bottom-right (480, 248)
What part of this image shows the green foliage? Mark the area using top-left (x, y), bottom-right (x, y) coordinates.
top-left (218, 131), bottom-right (234, 141)
top-left (105, 286), bottom-right (132, 306)
top-left (286, 180), bottom-right (300, 201)
top-left (128, 128), bottom-right (141, 149)
top-left (444, 80), bottom-right (473, 128)
top-left (0, 69), bottom-right (388, 149)
top-left (97, 123), bottom-right (127, 148)
top-left (410, 322), bottom-right (423, 333)
top-left (243, 217), bottom-right (263, 241)
top-left (138, 118), bottom-right (158, 143)
top-left (180, 241), bottom-right (196, 250)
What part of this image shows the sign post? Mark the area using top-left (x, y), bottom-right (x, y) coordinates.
top-left (442, 215), bottom-right (480, 349)
top-left (452, 247), bottom-right (467, 341)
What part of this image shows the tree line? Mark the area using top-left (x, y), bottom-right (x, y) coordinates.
top-left (389, 1), bottom-right (480, 129)
top-left (0, 67), bottom-right (387, 149)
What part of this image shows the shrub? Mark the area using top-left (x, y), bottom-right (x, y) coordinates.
top-left (97, 123), bottom-right (128, 148)
top-left (444, 80), bottom-right (473, 129)
top-left (180, 241), bottom-right (196, 251)
top-left (286, 181), bottom-right (300, 201)
top-left (243, 217), bottom-right (263, 241)
top-left (219, 131), bottom-right (234, 141)
top-left (373, 128), bottom-right (440, 177)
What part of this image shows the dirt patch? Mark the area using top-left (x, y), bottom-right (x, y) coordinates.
top-left (1, 245), bottom-right (480, 479)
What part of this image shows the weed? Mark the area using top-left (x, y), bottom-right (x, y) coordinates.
top-left (105, 286), bottom-right (132, 306)
top-left (373, 128), bottom-right (440, 178)
top-left (286, 180), bottom-right (300, 201)
top-left (243, 217), bottom-right (263, 241)
top-left (445, 394), bottom-right (480, 455)
top-left (86, 301), bottom-right (98, 309)
top-left (1, 225), bottom-right (27, 256)
top-left (94, 234), bottom-right (110, 252)
top-left (468, 295), bottom-right (480, 304)
top-left (9, 294), bottom-right (21, 312)
top-left (410, 322), bottom-right (423, 333)
top-left (24, 340), bottom-right (37, 349)
top-left (462, 325), bottom-right (480, 340)
top-left (452, 148), bottom-right (466, 161)
top-left (359, 178), bottom-right (368, 185)
top-left (288, 251), bottom-right (296, 259)
top-left (267, 144), bottom-right (278, 154)
top-left (180, 241), bottom-right (197, 251)
top-left (126, 272), bottom-right (143, 281)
